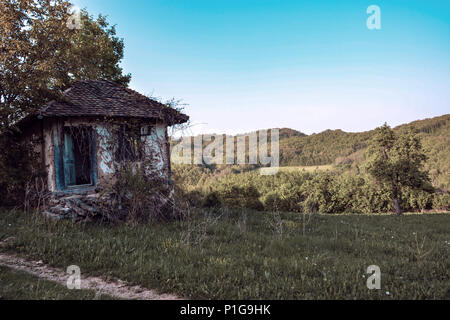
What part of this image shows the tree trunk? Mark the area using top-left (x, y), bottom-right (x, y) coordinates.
top-left (394, 198), bottom-right (402, 216)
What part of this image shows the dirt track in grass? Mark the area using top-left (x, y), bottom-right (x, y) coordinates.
top-left (0, 252), bottom-right (180, 300)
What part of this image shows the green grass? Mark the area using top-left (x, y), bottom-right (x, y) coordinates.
top-left (0, 265), bottom-right (115, 300)
top-left (0, 209), bottom-right (449, 300)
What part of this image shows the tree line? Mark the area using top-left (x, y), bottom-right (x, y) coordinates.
top-left (173, 124), bottom-right (449, 214)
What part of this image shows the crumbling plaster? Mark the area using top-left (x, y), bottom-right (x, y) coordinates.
top-left (38, 118), bottom-right (170, 193)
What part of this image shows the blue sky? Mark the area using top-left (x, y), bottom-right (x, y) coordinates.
top-left (73, 0), bottom-right (450, 135)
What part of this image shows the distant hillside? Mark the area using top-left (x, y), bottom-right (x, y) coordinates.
top-left (279, 129), bottom-right (372, 166)
top-left (280, 115), bottom-right (448, 165)
top-left (278, 128), bottom-right (307, 139)
top-left (278, 114), bottom-right (450, 190)
top-left (172, 114), bottom-right (450, 190)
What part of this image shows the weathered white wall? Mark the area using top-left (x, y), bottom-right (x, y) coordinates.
top-left (143, 124), bottom-right (168, 175)
top-left (44, 121), bottom-right (57, 192)
top-left (96, 125), bottom-right (115, 177)
top-left (42, 118), bottom-right (169, 192)
top-left (95, 123), bottom-right (170, 185)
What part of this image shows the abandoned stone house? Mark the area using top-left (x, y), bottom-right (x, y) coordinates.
top-left (17, 79), bottom-right (189, 219)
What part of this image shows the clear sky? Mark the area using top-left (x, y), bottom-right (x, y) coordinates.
top-left (73, 0), bottom-right (450, 135)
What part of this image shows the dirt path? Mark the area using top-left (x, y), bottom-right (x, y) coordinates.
top-left (0, 253), bottom-right (181, 300)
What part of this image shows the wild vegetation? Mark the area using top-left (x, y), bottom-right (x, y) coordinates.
top-left (173, 115), bottom-right (450, 215)
top-left (278, 114), bottom-right (450, 191)
top-left (174, 166), bottom-right (449, 215)
top-left (0, 209), bottom-right (448, 299)
top-left (0, 0), bottom-right (448, 301)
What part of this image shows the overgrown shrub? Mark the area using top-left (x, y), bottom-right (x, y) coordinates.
top-left (433, 192), bottom-right (450, 211)
top-left (301, 172), bottom-right (338, 213)
top-left (262, 184), bottom-right (304, 212)
top-left (404, 188), bottom-right (434, 212)
top-left (262, 191), bottom-right (282, 212)
top-left (173, 163), bottom-right (448, 214)
top-left (97, 119), bottom-right (182, 223)
top-left (101, 164), bottom-right (175, 223)
top-left (216, 183), bottom-right (264, 211)
top-left (0, 132), bottom-right (43, 208)
top-left (202, 191), bottom-right (222, 208)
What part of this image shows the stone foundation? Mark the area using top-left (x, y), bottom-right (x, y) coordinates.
top-left (43, 193), bottom-right (116, 222)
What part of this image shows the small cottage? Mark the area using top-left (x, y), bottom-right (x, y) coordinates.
top-left (18, 79), bottom-right (189, 220)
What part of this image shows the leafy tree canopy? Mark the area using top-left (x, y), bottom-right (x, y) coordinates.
top-left (0, 0), bottom-right (131, 132)
top-left (364, 123), bottom-right (432, 215)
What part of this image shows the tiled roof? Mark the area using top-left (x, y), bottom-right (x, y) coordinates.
top-left (39, 80), bottom-right (189, 125)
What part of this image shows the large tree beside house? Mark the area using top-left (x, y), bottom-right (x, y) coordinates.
top-left (0, 0), bottom-right (130, 132)
top-left (0, 0), bottom-right (131, 206)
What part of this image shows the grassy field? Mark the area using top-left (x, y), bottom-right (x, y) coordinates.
top-left (0, 265), bottom-right (115, 300)
top-left (0, 209), bottom-right (448, 300)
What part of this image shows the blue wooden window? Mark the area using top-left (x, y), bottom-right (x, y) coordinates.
top-left (54, 126), bottom-right (98, 191)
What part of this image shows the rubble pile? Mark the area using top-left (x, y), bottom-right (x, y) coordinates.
top-left (43, 193), bottom-right (113, 221)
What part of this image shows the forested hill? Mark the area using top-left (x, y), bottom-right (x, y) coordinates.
top-left (173, 114), bottom-right (449, 190)
top-left (277, 114), bottom-right (450, 189)
top-left (279, 114), bottom-right (449, 166)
